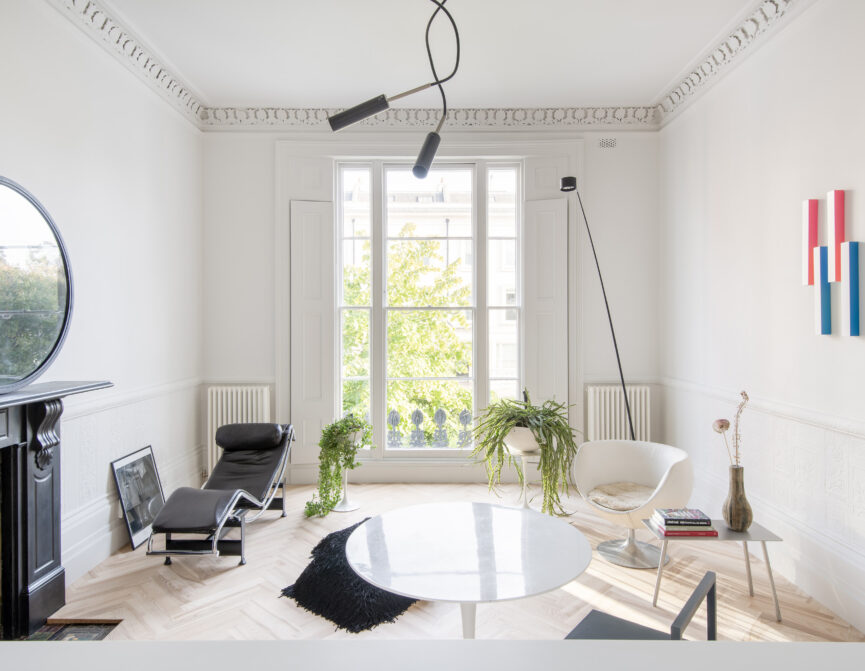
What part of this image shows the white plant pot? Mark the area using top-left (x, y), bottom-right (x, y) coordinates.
top-left (504, 426), bottom-right (540, 454)
top-left (348, 430), bottom-right (362, 446)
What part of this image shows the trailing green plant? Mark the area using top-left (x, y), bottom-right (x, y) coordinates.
top-left (472, 390), bottom-right (579, 516)
top-left (304, 415), bottom-right (373, 517)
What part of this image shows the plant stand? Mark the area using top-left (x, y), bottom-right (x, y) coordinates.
top-left (504, 428), bottom-right (540, 510)
top-left (331, 468), bottom-right (359, 512)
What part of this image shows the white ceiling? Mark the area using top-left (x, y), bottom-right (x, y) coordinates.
top-left (102, 0), bottom-right (759, 109)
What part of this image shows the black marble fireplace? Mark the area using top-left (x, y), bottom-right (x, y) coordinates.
top-left (0, 380), bottom-right (111, 639)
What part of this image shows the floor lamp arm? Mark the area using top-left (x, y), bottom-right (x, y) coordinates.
top-left (573, 189), bottom-right (636, 441)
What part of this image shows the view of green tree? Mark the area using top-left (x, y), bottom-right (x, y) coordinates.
top-left (342, 223), bottom-right (473, 445)
top-left (0, 250), bottom-right (66, 381)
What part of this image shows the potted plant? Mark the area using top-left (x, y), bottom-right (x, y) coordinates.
top-left (304, 414), bottom-right (373, 517)
top-left (472, 390), bottom-right (579, 516)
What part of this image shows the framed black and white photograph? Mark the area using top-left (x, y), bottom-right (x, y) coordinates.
top-left (111, 446), bottom-right (165, 549)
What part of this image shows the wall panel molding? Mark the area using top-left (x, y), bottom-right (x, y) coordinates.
top-left (60, 376), bottom-right (203, 421)
top-left (43, 0), bottom-right (812, 132)
top-left (661, 376), bottom-right (865, 439)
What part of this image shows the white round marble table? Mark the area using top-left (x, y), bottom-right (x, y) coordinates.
top-left (344, 502), bottom-right (592, 638)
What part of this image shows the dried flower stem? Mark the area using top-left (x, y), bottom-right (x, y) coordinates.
top-left (722, 432), bottom-right (733, 466)
top-left (732, 390), bottom-right (749, 466)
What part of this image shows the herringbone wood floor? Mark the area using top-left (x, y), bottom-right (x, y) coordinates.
top-left (54, 483), bottom-right (864, 641)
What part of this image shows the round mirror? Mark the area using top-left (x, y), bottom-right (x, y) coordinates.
top-left (0, 176), bottom-right (73, 394)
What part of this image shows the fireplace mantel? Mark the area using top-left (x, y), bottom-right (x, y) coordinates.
top-left (0, 380), bottom-right (112, 639)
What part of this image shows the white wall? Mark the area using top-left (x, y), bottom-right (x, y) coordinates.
top-left (202, 131), bottom-right (660, 442)
top-left (203, 135), bottom-right (277, 384)
top-left (580, 132), bottom-right (660, 387)
top-left (658, 0), bottom-right (865, 631)
top-left (0, 0), bottom-right (205, 581)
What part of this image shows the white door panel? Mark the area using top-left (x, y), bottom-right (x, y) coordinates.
top-left (523, 198), bottom-right (568, 404)
top-left (290, 200), bottom-right (335, 464)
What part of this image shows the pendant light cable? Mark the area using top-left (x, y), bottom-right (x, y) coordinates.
top-left (424, 0), bottom-right (460, 132)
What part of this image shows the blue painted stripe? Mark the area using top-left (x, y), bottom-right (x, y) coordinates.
top-left (819, 246), bottom-right (831, 335)
top-left (850, 242), bottom-right (860, 336)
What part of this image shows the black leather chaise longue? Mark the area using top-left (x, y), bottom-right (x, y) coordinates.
top-left (146, 422), bottom-right (294, 566)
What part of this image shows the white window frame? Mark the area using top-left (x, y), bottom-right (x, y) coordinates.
top-left (276, 135), bottom-right (583, 476)
top-left (337, 159), bottom-right (522, 459)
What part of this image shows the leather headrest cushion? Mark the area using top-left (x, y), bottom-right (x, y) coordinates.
top-left (215, 423), bottom-right (284, 451)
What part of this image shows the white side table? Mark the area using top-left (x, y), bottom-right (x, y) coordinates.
top-left (642, 519), bottom-right (783, 622)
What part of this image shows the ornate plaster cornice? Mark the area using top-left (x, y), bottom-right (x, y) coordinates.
top-left (45, 0), bottom-right (205, 124)
top-left (200, 106), bottom-right (659, 130)
top-left (44, 0), bottom-right (807, 132)
top-left (656, 0), bottom-right (800, 123)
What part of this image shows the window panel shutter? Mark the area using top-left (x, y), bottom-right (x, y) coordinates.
top-left (290, 200), bottom-right (335, 464)
top-left (523, 198), bottom-right (568, 404)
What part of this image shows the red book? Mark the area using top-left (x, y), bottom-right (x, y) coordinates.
top-left (648, 519), bottom-right (718, 537)
top-left (660, 528), bottom-right (718, 537)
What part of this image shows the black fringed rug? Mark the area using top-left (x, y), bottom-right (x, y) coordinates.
top-left (281, 518), bottom-right (416, 633)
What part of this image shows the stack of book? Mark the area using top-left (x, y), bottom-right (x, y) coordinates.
top-left (648, 508), bottom-right (718, 537)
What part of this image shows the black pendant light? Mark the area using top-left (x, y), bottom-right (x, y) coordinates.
top-left (327, 0), bottom-right (460, 179)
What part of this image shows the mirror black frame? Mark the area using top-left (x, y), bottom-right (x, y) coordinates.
top-left (0, 175), bottom-right (74, 394)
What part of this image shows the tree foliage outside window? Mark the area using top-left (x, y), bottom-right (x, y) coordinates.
top-left (0, 250), bottom-right (66, 382)
top-left (342, 223), bottom-right (472, 445)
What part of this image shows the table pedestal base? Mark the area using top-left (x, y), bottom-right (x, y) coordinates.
top-left (460, 603), bottom-right (476, 639)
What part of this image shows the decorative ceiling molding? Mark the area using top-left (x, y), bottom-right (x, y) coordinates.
top-left (200, 106), bottom-right (659, 131)
top-left (45, 0), bottom-right (205, 124)
top-left (656, 0), bottom-right (799, 123)
top-left (44, 0), bottom-right (806, 132)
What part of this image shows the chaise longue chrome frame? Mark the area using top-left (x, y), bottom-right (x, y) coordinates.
top-left (146, 422), bottom-right (295, 566)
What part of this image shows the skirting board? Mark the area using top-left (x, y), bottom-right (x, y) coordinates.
top-left (288, 459), bottom-right (529, 486)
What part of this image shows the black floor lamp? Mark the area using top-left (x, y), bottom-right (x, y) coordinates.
top-left (560, 176), bottom-right (636, 441)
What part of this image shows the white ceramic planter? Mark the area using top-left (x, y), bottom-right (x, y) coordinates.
top-left (504, 426), bottom-right (540, 454)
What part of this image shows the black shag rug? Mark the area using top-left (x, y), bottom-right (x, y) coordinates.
top-left (281, 518), bottom-right (416, 633)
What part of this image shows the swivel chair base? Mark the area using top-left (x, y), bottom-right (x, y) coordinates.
top-left (598, 529), bottom-right (668, 569)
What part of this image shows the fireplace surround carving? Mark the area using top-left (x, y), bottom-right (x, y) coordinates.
top-left (0, 380), bottom-right (111, 639)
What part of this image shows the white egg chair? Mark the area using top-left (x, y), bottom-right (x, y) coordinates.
top-left (574, 440), bottom-right (693, 569)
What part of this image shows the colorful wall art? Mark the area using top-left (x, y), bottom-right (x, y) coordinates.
top-left (802, 189), bottom-right (860, 336)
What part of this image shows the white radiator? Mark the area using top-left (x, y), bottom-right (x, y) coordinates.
top-left (586, 385), bottom-right (651, 441)
top-left (206, 385), bottom-right (271, 473)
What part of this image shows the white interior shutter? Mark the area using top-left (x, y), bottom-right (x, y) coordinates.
top-left (290, 200), bottom-right (335, 464)
top-left (523, 198), bottom-right (568, 404)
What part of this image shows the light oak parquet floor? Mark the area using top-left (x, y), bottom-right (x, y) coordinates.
top-left (54, 483), bottom-right (865, 642)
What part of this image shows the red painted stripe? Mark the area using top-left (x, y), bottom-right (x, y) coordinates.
top-left (808, 199), bottom-right (819, 285)
top-left (834, 190), bottom-right (845, 282)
